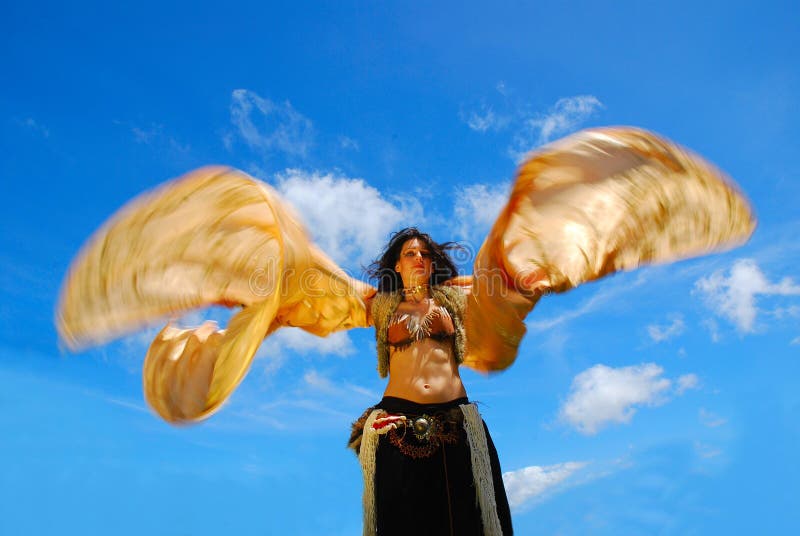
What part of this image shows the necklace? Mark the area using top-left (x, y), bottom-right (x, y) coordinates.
top-left (402, 284), bottom-right (430, 302)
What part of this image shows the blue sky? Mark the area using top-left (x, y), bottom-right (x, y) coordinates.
top-left (1, 1), bottom-right (799, 534)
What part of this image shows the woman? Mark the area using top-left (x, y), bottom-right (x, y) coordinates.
top-left (350, 228), bottom-right (513, 536)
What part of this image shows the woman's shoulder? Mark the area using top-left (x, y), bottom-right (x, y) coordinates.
top-left (370, 290), bottom-right (403, 326)
top-left (432, 282), bottom-right (467, 313)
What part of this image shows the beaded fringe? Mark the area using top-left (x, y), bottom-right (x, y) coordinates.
top-left (460, 403), bottom-right (503, 536)
top-left (359, 409), bottom-right (382, 536)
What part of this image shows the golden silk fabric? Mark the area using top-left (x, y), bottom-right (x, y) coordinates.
top-left (462, 127), bottom-right (755, 371)
top-left (57, 167), bottom-right (374, 422)
top-left (56, 127), bottom-right (755, 423)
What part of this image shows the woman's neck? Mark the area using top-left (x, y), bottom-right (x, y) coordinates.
top-left (401, 283), bottom-right (430, 302)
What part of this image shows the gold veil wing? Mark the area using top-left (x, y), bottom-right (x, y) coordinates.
top-left (57, 166), bottom-right (375, 423)
top-left (57, 128), bottom-right (757, 418)
top-left (462, 127), bottom-right (756, 372)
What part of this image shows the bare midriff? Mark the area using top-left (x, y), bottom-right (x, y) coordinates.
top-left (383, 338), bottom-right (467, 403)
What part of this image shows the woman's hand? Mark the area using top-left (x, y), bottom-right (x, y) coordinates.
top-left (372, 413), bottom-right (406, 434)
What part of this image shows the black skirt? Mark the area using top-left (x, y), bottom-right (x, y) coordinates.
top-left (370, 396), bottom-right (513, 536)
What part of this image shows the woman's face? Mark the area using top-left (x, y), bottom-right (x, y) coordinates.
top-left (395, 237), bottom-right (433, 288)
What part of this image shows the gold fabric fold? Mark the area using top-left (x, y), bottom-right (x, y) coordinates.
top-left (463, 127), bottom-right (756, 372)
top-left (56, 128), bottom-right (757, 418)
top-left (57, 166), bottom-right (374, 423)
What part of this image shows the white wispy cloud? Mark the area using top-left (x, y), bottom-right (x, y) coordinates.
top-left (509, 95), bottom-right (603, 161)
top-left (131, 123), bottom-right (163, 144)
top-left (338, 135), bottom-right (360, 150)
top-left (80, 387), bottom-right (149, 414)
top-left (18, 117), bottom-right (50, 138)
top-left (528, 272), bottom-right (650, 332)
top-left (275, 168), bottom-right (423, 268)
top-left (460, 103), bottom-right (510, 133)
top-left (116, 120), bottom-right (190, 154)
top-left (453, 182), bottom-right (510, 243)
top-left (694, 441), bottom-right (723, 459)
top-left (502, 455), bottom-right (630, 512)
top-left (460, 92), bottom-right (602, 161)
top-left (229, 89), bottom-right (315, 158)
top-left (703, 318), bottom-right (722, 342)
top-left (222, 366), bottom-right (379, 432)
top-left (694, 258), bottom-right (800, 333)
top-left (699, 408), bottom-right (727, 428)
top-left (791, 336), bottom-right (800, 346)
top-left (303, 369), bottom-right (341, 395)
top-left (503, 461), bottom-right (588, 510)
top-left (495, 81), bottom-right (508, 96)
top-left (257, 328), bottom-right (355, 360)
top-left (227, 397), bottom-right (354, 431)
top-left (559, 363), bottom-right (696, 435)
top-left (675, 373), bottom-right (700, 395)
top-left (303, 369), bottom-right (380, 399)
top-left (769, 305), bottom-right (800, 319)
top-left (647, 314), bottom-right (686, 343)
top-left (529, 289), bottom-right (610, 332)
top-left (251, 328), bottom-right (357, 390)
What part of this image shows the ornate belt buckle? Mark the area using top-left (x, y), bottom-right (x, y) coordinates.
top-left (411, 414), bottom-right (435, 441)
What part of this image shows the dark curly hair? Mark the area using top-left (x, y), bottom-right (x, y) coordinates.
top-left (367, 228), bottom-right (461, 293)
